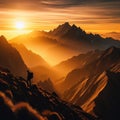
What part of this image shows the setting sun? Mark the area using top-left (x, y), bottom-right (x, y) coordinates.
top-left (15, 21), bottom-right (25, 29)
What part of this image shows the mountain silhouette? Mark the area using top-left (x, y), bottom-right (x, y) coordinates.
top-left (0, 36), bottom-right (27, 77)
top-left (49, 22), bottom-right (71, 36)
top-left (50, 22), bottom-right (86, 41)
top-left (0, 67), bottom-right (96, 120)
top-left (49, 22), bottom-right (120, 50)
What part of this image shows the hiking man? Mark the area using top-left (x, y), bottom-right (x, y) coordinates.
top-left (27, 70), bottom-right (33, 87)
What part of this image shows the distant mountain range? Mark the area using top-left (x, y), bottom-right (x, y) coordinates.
top-left (0, 35), bottom-right (27, 78)
top-left (50, 22), bottom-right (120, 49)
top-left (10, 22), bottom-right (120, 65)
top-left (101, 32), bottom-right (120, 40)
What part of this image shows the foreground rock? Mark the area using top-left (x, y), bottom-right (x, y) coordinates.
top-left (0, 68), bottom-right (96, 120)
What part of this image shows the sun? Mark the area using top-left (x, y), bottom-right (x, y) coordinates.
top-left (15, 21), bottom-right (25, 29)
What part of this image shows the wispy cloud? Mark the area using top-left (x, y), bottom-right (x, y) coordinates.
top-left (0, 0), bottom-right (119, 9)
top-left (0, 0), bottom-right (120, 32)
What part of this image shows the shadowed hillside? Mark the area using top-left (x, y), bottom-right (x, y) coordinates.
top-left (0, 68), bottom-right (96, 120)
top-left (0, 35), bottom-right (27, 78)
top-left (12, 43), bottom-right (49, 68)
top-left (94, 70), bottom-right (120, 120)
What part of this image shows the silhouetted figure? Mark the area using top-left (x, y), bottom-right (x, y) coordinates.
top-left (27, 70), bottom-right (33, 87)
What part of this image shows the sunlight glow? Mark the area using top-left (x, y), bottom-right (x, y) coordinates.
top-left (15, 21), bottom-right (25, 29)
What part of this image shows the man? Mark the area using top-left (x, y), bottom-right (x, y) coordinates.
top-left (27, 70), bottom-right (33, 87)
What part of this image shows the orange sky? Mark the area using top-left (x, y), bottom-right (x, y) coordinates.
top-left (0, 0), bottom-right (120, 39)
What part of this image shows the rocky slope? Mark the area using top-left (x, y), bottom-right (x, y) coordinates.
top-left (0, 68), bottom-right (96, 120)
top-left (60, 47), bottom-right (120, 118)
top-left (94, 70), bottom-right (120, 120)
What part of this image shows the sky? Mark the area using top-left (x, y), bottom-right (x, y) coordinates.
top-left (0, 0), bottom-right (120, 39)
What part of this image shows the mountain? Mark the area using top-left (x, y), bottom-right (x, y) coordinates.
top-left (11, 43), bottom-right (61, 92)
top-left (54, 49), bottom-right (102, 76)
top-left (58, 47), bottom-right (120, 118)
top-left (50, 22), bottom-right (86, 41)
top-left (11, 43), bottom-right (49, 68)
top-left (0, 67), bottom-right (96, 120)
top-left (49, 22), bottom-right (72, 37)
top-left (49, 22), bottom-right (120, 50)
top-left (0, 35), bottom-right (27, 77)
top-left (10, 30), bottom-right (80, 65)
top-left (10, 22), bottom-right (120, 65)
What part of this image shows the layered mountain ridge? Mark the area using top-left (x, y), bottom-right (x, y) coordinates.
top-left (10, 22), bottom-right (120, 65)
top-left (58, 46), bottom-right (120, 119)
top-left (1, 22), bottom-right (120, 119)
top-left (50, 22), bottom-right (120, 50)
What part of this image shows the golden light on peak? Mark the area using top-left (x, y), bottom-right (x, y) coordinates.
top-left (15, 21), bottom-right (25, 29)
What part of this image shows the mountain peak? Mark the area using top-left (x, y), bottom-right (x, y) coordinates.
top-left (59, 22), bottom-right (71, 29)
top-left (63, 22), bottom-right (71, 27)
top-left (72, 24), bottom-right (77, 28)
top-left (0, 35), bottom-right (6, 39)
top-left (0, 35), bottom-right (10, 48)
top-left (51, 22), bottom-right (71, 36)
top-left (0, 35), bottom-right (8, 44)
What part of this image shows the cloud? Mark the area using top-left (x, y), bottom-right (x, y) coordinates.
top-left (0, 0), bottom-right (119, 32)
top-left (0, 0), bottom-right (120, 9)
